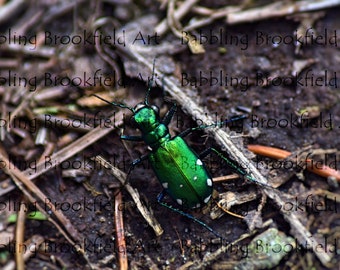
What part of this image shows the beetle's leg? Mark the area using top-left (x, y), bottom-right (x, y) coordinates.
top-left (126, 153), bottom-right (149, 176)
top-left (197, 147), bottom-right (212, 159)
top-left (177, 127), bottom-right (193, 138)
top-left (156, 191), bottom-right (224, 239)
top-left (113, 154), bottom-right (150, 197)
top-left (178, 115), bottom-right (247, 138)
top-left (199, 147), bottom-right (248, 178)
top-left (161, 102), bottom-right (177, 125)
top-left (199, 147), bottom-right (258, 184)
top-left (121, 135), bottom-right (143, 141)
top-left (177, 124), bottom-right (217, 138)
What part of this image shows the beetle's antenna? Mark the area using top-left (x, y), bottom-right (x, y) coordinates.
top-left (145, 58), bottom-right (156, 106)
top-left (93, 94), bottom-right (135, 113)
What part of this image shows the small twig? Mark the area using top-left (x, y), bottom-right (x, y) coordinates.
top-left (155, 0), bottom-right (200, 35)
top-left (183, 6), bottom-right (241, 32)
top-left (114, 191), bottom-right (128, 270)
top-left (15, 9), bottom-right (44, 35)
top-left (0, 59), bottom-right (19, 68)
top-left (42, 0), bottom-right (87, 25)
top-left (212, 173), bottom-right (239, 182)
top-left (210, 190), bottom-right (258, 220)
top-left (15, 200), bottom-right (26, 270)
top-left (33, 86), bottom-right (68, 102)
top-left (188, 229), bottom-right (259, 270)
top-left (167, 0), bottom-right (182, 37)
top-left (0, 0), bottom-right (26, 25)
top-left (6, 90), bottom-right (38, 132)
top-left (248, 193), bottom-right (267, 231)
top-left (174, 228), bottom-right (184, 256)
top-left (93, 18), bottom-right (122, 89)
top-left (215, 200), bottom-right (244, 219)
top-left (313, 189), bottom-right (340, 202)
top-left (247, 144), bottom-right (340, 181)
top-left (165, 0), bottom-right (204, 53)
top-left (0, 43), bottom-right (56, 58)
top-left (37, 142), bottom-right (55, 162)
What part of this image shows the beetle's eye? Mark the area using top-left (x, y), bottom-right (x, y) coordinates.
top-left (134, 103), bottom-right (145, 111)
top-left (151, 105), bottom-right (159, 115)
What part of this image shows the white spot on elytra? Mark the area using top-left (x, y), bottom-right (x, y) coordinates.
top-left (179, 184), bottom-right (183, 188)
top-left (196, 159), bottom-right (203, 166)
top-left (204, 195), bottom-right (211, 203)
top-left (193, 176), bottom-right (198, 181)
top-left (162, 182), bottom-right (168, 189)
top-left (207, 178), bottom-right (212, 186)
top-left (177, 199), bottom-right (183, 205)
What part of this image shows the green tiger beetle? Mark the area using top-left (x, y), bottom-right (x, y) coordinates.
top-left (94, 67), bottom-right (254, 239)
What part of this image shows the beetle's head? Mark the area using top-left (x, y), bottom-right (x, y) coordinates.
top-left (131, 103), bottom-right (160, 132)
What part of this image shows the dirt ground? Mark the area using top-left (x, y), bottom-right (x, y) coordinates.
top-left (0, 1), bottom-right (339, 269)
